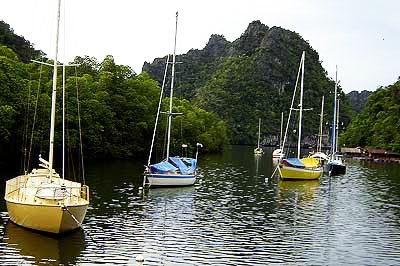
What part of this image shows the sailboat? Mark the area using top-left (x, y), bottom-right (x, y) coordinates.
top-left (4, 0), bottom-right (89, 234)
top-left (272, 112), bottom-right (285, 159)
top-left (325, 67), bottom-right (346, 176)
top-left (309, 96), bottom-right (328, 162)
top-left (254, 118), bottom-right (264, 155)
top-left (278, 51), bottom-right (323, 180)
top-left (143, 12), bottom-right (202, 187)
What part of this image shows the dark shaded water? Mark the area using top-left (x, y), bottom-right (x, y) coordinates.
top-left (1, 146), bottom-right (400, 265)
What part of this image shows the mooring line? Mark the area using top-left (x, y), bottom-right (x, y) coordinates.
top-left (62, 205), bottom-right (100, 247)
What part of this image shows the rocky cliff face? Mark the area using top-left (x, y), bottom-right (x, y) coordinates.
top-left (346, 90), bottom-right (372, 113)
top-left (142, 20), bottom-right (351, 145)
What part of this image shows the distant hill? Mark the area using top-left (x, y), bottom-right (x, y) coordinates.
top-left (346, 90), bottom-right (372, 113)
top-left (0, 20), bottom-right (44, 62)
top-left (143, 21), bottom-right (354, 145)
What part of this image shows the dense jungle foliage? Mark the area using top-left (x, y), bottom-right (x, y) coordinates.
top-left (340, 80), bottom-right (400, 152)
top-left (0, 21), bottom-right (228, 170)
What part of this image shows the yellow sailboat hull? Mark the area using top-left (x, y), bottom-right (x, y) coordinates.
top-left (278, 165), bottom-right (322, 180)
top-left (5, 200), bottom-right (88, 234)
top-left (4, 172), bottom-right (89, 234)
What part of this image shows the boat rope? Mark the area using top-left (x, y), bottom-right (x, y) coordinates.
top-left (142, 55), bottom-right (171, 190)
top-left (62, 205), bottom-right (101, 247)
top-left (147, 54), bottom-right (170, 167)
top-left (62, 205), bottom-right (82, 227)
top-left (27, 63), bottom-right (44, 172)
top-left (280, 52), bottom-right (303, 158)
top-left (74, 66), bottom-right (86, 184)
top-left (269, 55), bottom-right (303, 180)
top-left (270, 165), bottom-right (279, 179)
top-left (162, 118), bottom-right (168, 159)
top-left (21, 73), bottom-right (32, 173)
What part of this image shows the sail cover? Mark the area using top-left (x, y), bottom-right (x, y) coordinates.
top-left (169, 157), bottom-right (197, 175)
top-left (150, 161), bottom-right (178, 174)
top-left (282, 158), bottom-right (305, 168)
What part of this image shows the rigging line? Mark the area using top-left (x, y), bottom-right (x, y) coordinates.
top-left (27, 63), bottom-right (44, 171)
top-left (270, 52), bottom-right (303, 180)
top-left (280, 52), bottom-right (304, 157)
top-left (74, 66), bottom-right (85, 184)
top-left (65, 96), bottom-right (77, 182)
top-left (62, 205), bottom-right (101, 247)
top-left (147, 54), bottom-right (170, 167)
top-left (22, 73), bottom-right (32, 173)
top-left (162, 116), bottom-right (168, 160)
top-left (166, 11), bottom-right (179, 160)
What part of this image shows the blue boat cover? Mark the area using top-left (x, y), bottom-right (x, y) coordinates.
top-left (169, 156), bottom-right (197, 175)
top-left (150, 161), bottom-right (178, 174)
top-left (327, 161), bottom-right (343, 166)
top-left (283, 158), bottom-right (305, 168)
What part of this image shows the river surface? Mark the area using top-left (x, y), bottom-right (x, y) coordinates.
top-left (1, 146), bottom-right (400, 265)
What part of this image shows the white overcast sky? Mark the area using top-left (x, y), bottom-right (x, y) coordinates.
top-left (0, 0), bottom-right (399, 92)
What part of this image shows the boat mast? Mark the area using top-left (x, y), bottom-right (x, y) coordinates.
top-left (297, 51), bottom-right (305, 159)
top-left (62, 63), bottom-right (65, 180)
top-left (331, 65), bottom-right (338, 156)
top-left (336, 98), bottom-right (340, 153)
top-left (49, 0), bottom-right (61, 176)
top-left (166, 11), bottom-right (178, 160)
top-left (318, 96), bottom-right (324, 152)
top-left (279, 112), bottom-right (284, 148)
top-left (257, 118), bottom-right (261, 148)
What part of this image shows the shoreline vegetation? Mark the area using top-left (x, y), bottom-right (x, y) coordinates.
top-left (0, 19), bottom-right (399, 171)
top-left (0, 30), bottom-right (229, 171)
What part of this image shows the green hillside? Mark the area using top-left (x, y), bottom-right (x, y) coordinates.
top-left (0, 20), bottom-right (43, 62)
top-left (340, 80), bottom-right (400, 152)
top-left (143, 21), bottom-right (354, 145)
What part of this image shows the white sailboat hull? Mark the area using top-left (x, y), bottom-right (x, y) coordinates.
top-left (146, 174), bottom-right (196, 187)
top-left (4, 172), bottom-right (89, 234)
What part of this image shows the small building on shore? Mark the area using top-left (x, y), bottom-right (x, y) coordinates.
top-left (340, 147), bottom-right (400, 163)
top-left (341, 147), bottom-right (365, 157)
top-left (366, 149), bottom-right (400, 162)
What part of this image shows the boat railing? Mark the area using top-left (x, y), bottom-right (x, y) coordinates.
top-left (80, 185), bottom-right (89, 201)
top-left (5, 176), bottom-right (25, 196)
top-left (5, 175), bottom-right (89, 202)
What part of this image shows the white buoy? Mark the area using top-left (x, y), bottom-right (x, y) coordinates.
top-left (136, 254), bottom-right (144, 262)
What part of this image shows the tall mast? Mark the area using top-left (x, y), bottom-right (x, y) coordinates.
top-left (257, 118), bottom-right (261, 148)
top-left (62, 63), bottom-right (65, 179)
top-left (279, 112), bottom-right (284, 148)
top-left (297, 51), bottom-right (305, 159)
top-left (336, 98), bottom-right (340, 153)
top-left (166, 11), bottom-right (178, 159)
top-left (49, 0), bottom-right (61, 176)
top-left (318, 96), bottom-right (324, 152)
top-left (332, 65), bottom-right (338, 156)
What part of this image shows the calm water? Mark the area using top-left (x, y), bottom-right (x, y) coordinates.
top-left (1, 146), bottom-right (400, 265)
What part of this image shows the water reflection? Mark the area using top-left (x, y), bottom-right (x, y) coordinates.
top-left (2, 221), bottom-right (86, 265)
top-left (0, 146), bottom-right (400, 265)
top-left (254, 154), bottom-right (261, 177)
top-left (278, 180), bottom-right (320, 203)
